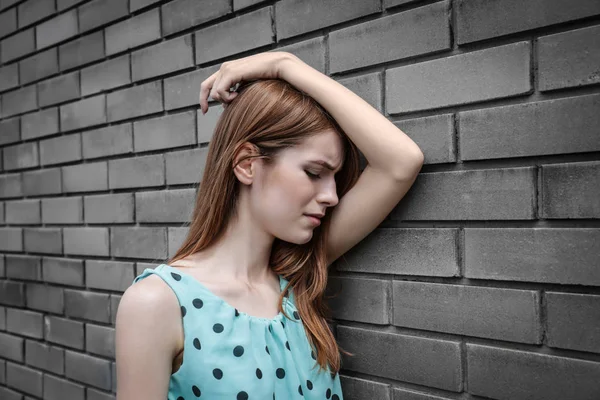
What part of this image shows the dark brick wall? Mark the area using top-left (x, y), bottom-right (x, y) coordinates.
top-left (0, 0), bottom-right (599, 399)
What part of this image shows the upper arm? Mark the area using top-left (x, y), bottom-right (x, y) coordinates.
top-left (115, 276), bottom-right (181, 400)
top-left (326, 161), bottom-right (423, 266)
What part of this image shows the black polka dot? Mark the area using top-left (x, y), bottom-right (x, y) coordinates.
top-left (193, 338), bottom-right (201, 350)
top-left (265, 345), bottom-right (270, 355)
top-left (233, 345), bottom-right (244, 357)
top-left (293, 311), bottom-right (300, 320)
top-left (181, 306), bottom-right (186, 317)
top-left (306, 380), bottom-right (313, 390)
top-left (237, 391), bottom-right (248, 400)
top-left (256, 368), bottom-right (263, 379)
top-left (192, 385), bottom-right (201, 396)
top-left (311, 350), bottom-right (316, 360)
top-left (276, 368), bottom-right (285, 379)
top-left (326, 388), bottom-right (331, 399)
top-left (272, 393), bottom-right (275, 400)
top-left (332, 395), bottom-right (340, 400)
top-left (235, 309), bottom-right (239, 317)
top-left (213, 368), bottom-right (223, 379)
top-left (285, 341), bottom-right (290, 351)
top-left (192, 298), bottom-right (203, 309)
top-left (268, 325), bottom-right (272, 333)
top-left (298, 385), bottom-right (303, 395)
top-left (176, 397), bottom-right (184, 400)
top-left (213, 323), bottom-right (224, 333)
top-left (171, 272), bottom-right (182, 281)
top-left (280, 320), bottom-right (285, 329)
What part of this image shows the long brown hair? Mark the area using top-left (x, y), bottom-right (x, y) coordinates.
top-left (167, 79), bottom-right (361, 377)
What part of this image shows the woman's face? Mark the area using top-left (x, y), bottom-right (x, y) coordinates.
top-left (251, 130), bottom-right (344, 244)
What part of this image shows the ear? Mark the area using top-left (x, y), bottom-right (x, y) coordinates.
top-left (232, 142), bottom-right (261, 185)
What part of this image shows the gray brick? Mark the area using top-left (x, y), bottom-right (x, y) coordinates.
top-left (59, 31), bottom-right (104, 71)
top-left (107, 81), bottom-right (162, 122)
top-left (6, 308), bottom-right (43, 339)
top-left (87, 324), bottom-right (115, 358)
top-left (395, 114), bottom-right (454, 165)
top-left (0, 356), bottom-right (4, 381)
top-left (0, 386), bottom-right (22, 400)
top-left (391, 388), bottom-right (453, 400)
top-left (1, 27), bottom-right (35, 62)
top-left (21, 107), bottom-right (59, 140)
top-left (62, 161), bottom-right (108, 192)
top-left (539, 25), bottom-right (600, 91)
top-left (0, 117), bottom-right (19, 145)
top-left (63, 227), bottom-right (109, 256)
top-left (25, 340), bottom-right (64, 374)
top-left (6, 254), bottom-right (41, 281)
top-left (105, 8), bottom-right (160, 55)
top-left (162, 0), bottom-right (230, 36)
top-left (234, 0), bottom-right (268, 10)
top-left (0, 173), bottom-right (23, 199)
top-left (196, 105), bottom-right (222, 143)
top-left (465, 228), bottom-right (600, 286)
top-left (110, 227), bottom-right (167, 259)
top-left (84, 193), bottom-right (134, 223)
top-left (0, 63), bottom-right (18, 91)
top-left (40, 134), bottom-right (82, 166)
top-left (0, 332), bottom-right (24, 361)
top-left (65, 289), bottom-right (110, 322)
top-left (275, 36), bottom-right (326, 74)
top-left (467, 344), bottom-right (600, 399)
top-left (44, 375), bottom-right (84, 400)
top-left (276, 0), bottom-right (380, 40)
top-left (6, 362), bottom-right (42, 397)
top-left (42, 197), bottom-right (83, 224)
top-left (460, 94), bottom-right (600, 161)
top-left (81, 54), bottom-right (130, 95)
top-left (43, 257), bottom-right (84, 287)
top-left (109, 294), bottom-right (121, 324)
top-left (45, 315), bottom-right (84, 349)
top-left (132, 34), bottom-right (193, 81)
top-left (0, 7), bottom-right (16, 38)
top-left (0, 228), bottom-right (22, 251)
top-left (393, 167), bottom-right (536, 220)
top-left (23, 168), bottom-right (62, 195)
top-left (60, 94), bottom-right (106, 131)
top-left (168, 227), bottom-right (187, 258)
top-left (387, 41), bottom-right (531, 114)
top-left (330, 2), bottom-right (449, 73)
top-left (165, 147), bottom-right (207, 184)
top-left (65, 351), bottom-right (111, 390)
top-left (195, 7), bottom-right (274, 64)
top-left (327, 276), bottom-right (389, 324)
top-left (35, 9), bottom-right (76, 49)
top-left (133, 111), bottom-right (195, 152)
top-left (108, 154), bottom-right (164, 189)
top-left (82, 123), bottom-right (133, 159)
top-left (18, 0), bottom-right (55, 28)
top-left (0, 1), bottom-right (19, 11)
top-left (86, 260), bottom-right (134, 292)
top-left (394, 281), bottom-right (540, 343)
top-left (164, 65), bottom-right (218, 110)
top-left (6, 199), bottom-right (40, 224)
top-left (338, 326), bottom-right (462, 391)
top-left (79, 0), bottom-right (128, 33)
top-left (19, 47), bottom-right (58, 84)
top-left (2, 85), bottom-right (37, 117)
top-left (546, 292), bottom-right (600, 354)
top-left (457, 0), bottom-right (600, 45)
top-left (542, 161), bottom-right (600, 219)
top-left (26, 282), bottom-right (63, 313)
top-left (130, 0), bottom-right (161, 11)
top-left (3, 142), bottom-right (38, 170)
top-left (339, 375), bottom-right (391, 400)
top-left (337, 72), bottom-right (382, 112)
top-left (24, 228), bottom-right (62, 254)
top-left (136, 189), bottom-right (195, 223)
top-left (38, 70), bottom-right (80, 107)
top-left (57, 0), bottom-right (86, 11)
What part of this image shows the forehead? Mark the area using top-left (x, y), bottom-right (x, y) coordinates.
top-left (288, 130), bottom-right (344, 166)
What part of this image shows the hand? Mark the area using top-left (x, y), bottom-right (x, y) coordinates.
top-left (199, 51), bottom-right (294, 114)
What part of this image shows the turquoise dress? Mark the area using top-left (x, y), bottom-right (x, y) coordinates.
top-left (133, 264), bottom-right (344, 400)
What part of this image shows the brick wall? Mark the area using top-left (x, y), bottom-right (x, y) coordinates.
top-left (0, 0), bottom-right (599, 399)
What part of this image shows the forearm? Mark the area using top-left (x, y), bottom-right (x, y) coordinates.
top-left (278, 53), bottom-right (424, 179)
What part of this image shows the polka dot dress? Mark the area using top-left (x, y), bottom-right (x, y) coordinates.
top-left (133, 264), bottom-right (344, 400)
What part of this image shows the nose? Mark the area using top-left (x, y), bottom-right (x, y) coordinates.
top-left (317, 180), bottom-right (339, 208)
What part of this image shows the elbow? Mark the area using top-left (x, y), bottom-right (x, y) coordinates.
top-left (393, 151), bottom-right (424, 181)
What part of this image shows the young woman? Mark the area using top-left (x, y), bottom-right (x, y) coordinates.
top-left (115, 51), bottom-right (424, 400)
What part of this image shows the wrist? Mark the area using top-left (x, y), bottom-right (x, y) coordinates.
top-left (276, 52), bottom-right (302, 80)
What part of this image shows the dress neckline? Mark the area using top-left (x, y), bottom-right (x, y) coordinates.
top-left (161, 264), bottom-right (288, 323)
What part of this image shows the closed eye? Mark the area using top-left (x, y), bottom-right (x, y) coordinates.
top-left (305, 171), bottom-right (321, 179)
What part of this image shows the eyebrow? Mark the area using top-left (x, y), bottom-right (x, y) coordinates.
top-left (309, 160), bottom-right (341, 173)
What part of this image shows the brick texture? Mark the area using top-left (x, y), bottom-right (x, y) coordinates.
top-left (1, 1), bottom-right (598, 398)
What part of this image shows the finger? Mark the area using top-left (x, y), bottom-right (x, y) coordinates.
top-left (199, 71), bottom-right (219, 113)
